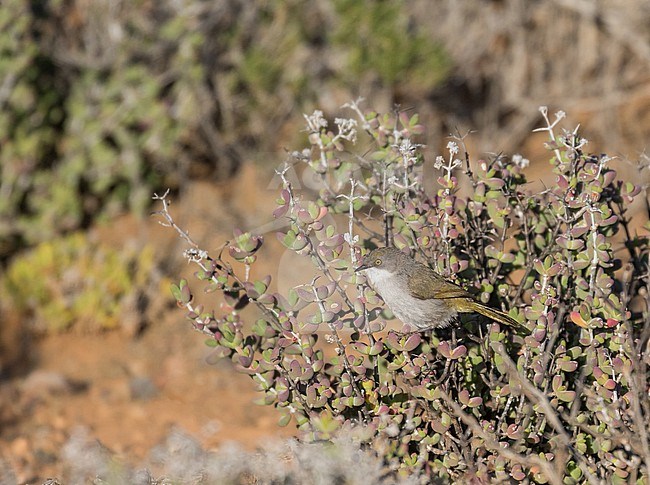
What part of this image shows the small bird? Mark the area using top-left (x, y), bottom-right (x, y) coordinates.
top-left (355, 247), bottom-right (518, 330)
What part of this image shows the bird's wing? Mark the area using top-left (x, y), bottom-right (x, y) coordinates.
top-left (408, 268), bottom-right (474, 300)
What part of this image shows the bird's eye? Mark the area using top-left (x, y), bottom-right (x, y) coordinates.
top-left (374, 258), bottom-right (382, 266)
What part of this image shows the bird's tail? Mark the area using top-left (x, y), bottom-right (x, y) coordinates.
top-left (473, 303), bottom-right (519, 327)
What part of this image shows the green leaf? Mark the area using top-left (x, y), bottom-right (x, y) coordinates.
top-left (170, 283), bottom-right (182, 302)
top-left (179, 279), bottom-right (192, 304)
top-left (252, 319), bottom-right (268, 336)
top-left (278, 413), bottom-right (292, 427)
top-left (556, 390), bottom-right (576, 402)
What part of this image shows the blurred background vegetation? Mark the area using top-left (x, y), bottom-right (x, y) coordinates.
top-left (3, 0), bottom-right (650, 261)
top-left (2, 0), bottom-right (650, 480)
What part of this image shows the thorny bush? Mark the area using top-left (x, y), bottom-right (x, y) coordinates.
top-left (156, 102), bottom-right (650, 484)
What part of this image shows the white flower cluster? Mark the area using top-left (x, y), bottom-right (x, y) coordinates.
top-left (290, 148), bottom-right (312, 161)
top-left (512, 153), bottom-right (530, 169)
top-left (560, 127), bottom-right (589, 150)
top-left (395, 138), bottom-right (422, 165)
top-left (538, 106), bottom-right (566, 124)
top-left (304, 110), bottom-right (328, 132)
top-left (343, 232), bottom-right (359, 245)
top-left (335, 117), bottom-right (358, 143)
top-left (183, 248), bottom-right (207, 262)
top-left (434, 141), bottom-right (462, 171)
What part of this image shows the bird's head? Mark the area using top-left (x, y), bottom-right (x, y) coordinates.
top-left (355, 247), bottom-right (408, 275)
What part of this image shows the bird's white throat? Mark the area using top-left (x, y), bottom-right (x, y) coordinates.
top-left (362, 267), bottom-right (395, 287)
top-left (362, 267), bottom-right (402, 300)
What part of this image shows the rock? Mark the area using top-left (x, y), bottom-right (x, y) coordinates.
top-left (129, 376), bottom-right (158, 401)
top-left (21, 371), bottom-right (71, 400)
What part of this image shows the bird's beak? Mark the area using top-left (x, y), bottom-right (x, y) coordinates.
top-left (355, 261), bottom-right (368, 272)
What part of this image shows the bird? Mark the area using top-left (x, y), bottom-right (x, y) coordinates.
top-left (355, 247), bottom-right (518, 330)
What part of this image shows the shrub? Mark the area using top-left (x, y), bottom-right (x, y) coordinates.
top-left (0, 0), bottom-right (450, 261)
top-left (3, 232), bottom-right (156, 333)
top-left (157, 102), bottom-right (650, 483)
top-left (0, 0), bottom-right (206, 257)
top-left (331, 0), bottom-right (449, 91)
